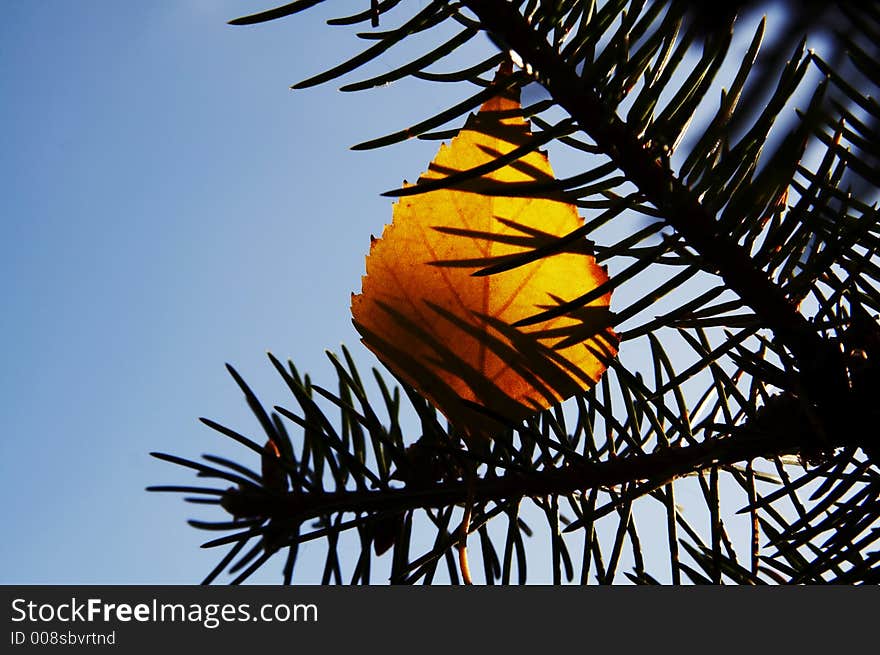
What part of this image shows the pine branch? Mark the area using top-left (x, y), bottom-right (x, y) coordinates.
top-left (461, 0), bottom-right (846, 387)
top-left (217, 393), bottom-right (828, 528)
top-left (151, 0), bottom-right (880, 584)
top-left (464, 0), bottom-right (860, 420)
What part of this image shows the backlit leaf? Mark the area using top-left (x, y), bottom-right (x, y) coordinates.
top-left (351, 69), bottom-right (618, 443)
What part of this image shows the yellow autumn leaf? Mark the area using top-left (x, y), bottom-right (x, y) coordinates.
top-left (352, 74), bottom-right (618, 443)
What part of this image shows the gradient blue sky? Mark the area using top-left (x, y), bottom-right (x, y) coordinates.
top-left (1, 0), bottom-right (461, 583)
top-left (3, 1), bottom-right (803, 584)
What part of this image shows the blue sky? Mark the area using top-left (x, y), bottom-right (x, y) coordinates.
top-left (2, 1), bottom-right (810, 584)
top-left (1, 0), bottom-right (457, 583)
